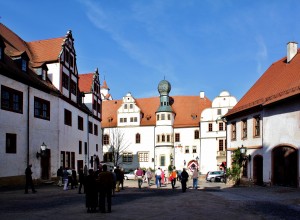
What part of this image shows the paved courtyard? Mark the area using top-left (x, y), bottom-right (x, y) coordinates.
top-left (1, 179), bottom-right (300, 220)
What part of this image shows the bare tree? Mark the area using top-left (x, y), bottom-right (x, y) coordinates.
top-left (104, 128), bottom-right (130, 167)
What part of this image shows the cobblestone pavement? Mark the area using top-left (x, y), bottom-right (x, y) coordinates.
top-left (1, 179), bottom-right (300, 220)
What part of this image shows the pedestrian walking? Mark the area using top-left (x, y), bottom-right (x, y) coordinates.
top-left (180, 168), bottom-right (189, 192)
top-left (25, 164), bottom-right (36, 194)
top-left (120, 167), bottom-right (125, 190)
top-left (135, 167), bottom-right (144, 189)
top-left (85, 169), bottom-right (98, 213)
top-left (63, 168), bottom-right (69, 190)
top-left (170, 169), bottom-right (177, 189)
top-left (114, 166), bottom-right (121, 192)
top-left (78, 168), bottom-right (85, 194)
top-left (155, 167), bottom-right (162, 188)
top-left (192, 168), bottom-right (199, 189)
top-left (56, 166), bottom-right (63, 187)
top-left (98, 164), bottom-right (113, 213)
top-left (161, 170), bottom-right (165, 186)
top-left (146, 169), bottom-right (152, 186)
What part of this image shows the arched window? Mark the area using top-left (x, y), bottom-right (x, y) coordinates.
top-left (136, 133), bottom-right (141, 144)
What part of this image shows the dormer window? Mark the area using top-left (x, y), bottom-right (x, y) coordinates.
top-left (21, 59), bottom-right (27, 72)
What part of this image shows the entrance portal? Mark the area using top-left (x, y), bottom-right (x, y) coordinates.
top-left (253, 155), bottom-right (263, 185)
top-left (272, 146), bottom-right (298, 187)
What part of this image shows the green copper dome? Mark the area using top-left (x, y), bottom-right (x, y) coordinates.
top-left (158, 80), bottom-right (171, 95)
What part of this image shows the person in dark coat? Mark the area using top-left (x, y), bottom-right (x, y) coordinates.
top-left (180, 168), bottom-right (189, 192)
top-left (78, 169), bottom-right (85, 194)
top-left (71, 169), bottom-right (78, 189)
top-left (85, 169), bottom-right (98, 213)
top-left (98, 164), bottom-right (114, 213)
top-left (25, 164), bottom-right (36, 194)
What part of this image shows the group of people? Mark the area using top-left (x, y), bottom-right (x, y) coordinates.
top-left (56, 166), bottom-right (79, 191)
top-left (134, 166), bottom-right (199, 192)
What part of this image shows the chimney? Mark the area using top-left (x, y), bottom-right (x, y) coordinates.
top-left (200, 91), bottom-right (205, 99)
top-left (287, 42), bottom-right (298, 63)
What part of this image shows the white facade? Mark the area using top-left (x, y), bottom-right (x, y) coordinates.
top-left (200, 91), bottom-right (237, 174)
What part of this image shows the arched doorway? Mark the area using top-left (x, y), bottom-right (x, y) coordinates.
top-left (272, 146), bottom-right (298, 187)
top-left (253, 155), bottom-right (263, 185)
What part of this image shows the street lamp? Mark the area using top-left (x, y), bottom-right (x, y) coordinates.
top-left (239, 145), bottom-right (252, 181)
top-left (36, 142), bottom-right (47, 159)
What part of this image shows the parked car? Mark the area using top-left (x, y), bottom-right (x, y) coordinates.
top-left (206, 171), bottom-right (224, 182)
top-left (124, 172), bottom-right (136, 180)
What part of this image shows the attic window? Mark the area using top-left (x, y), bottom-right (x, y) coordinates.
top-left (21, 59), bottom-right (27, 72)
top-left (191, 113), bottom-right (197, 120)
top-left (146, 115), bottom-right (151, 120)
top-left (108, 117), bottom-right (113, 123)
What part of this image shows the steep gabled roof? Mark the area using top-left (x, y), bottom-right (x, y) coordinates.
top-left (78, 73), bottom-right (94, 93)
top-left (226, 49), bottom-right (300, 118)
top-left (102, 95), bottom-right (211, 128)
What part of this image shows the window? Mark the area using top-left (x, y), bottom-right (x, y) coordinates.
top-left (0, 42), bottom-right (3, 61)
top-left (175, 133), bottom-right (180, 142)
top-left (217, 109), bottom-right (222, 115)
top-left (160, 155), bottom-right (165, 166)
top-left (84, 142), bottom-right (87, 154)
top-left (34, 97), bottom-right (50, 120)
top-left (157, 114), bottom-right (159, 121)
top-left (79, 141), bottom-right (82, 154)
top-left (96, 144), bottom-right (98, 152)
top-left (6, 133), bottom-right (16, 153)
top-left (71, 152), bottom-right (75, 169)
top-left (62, 72), bottom-right (69, 89)
top-left (103, 134), bottom-right (109, 145)
top-left (69, 54), bottom-right (74, 68)
top-left (94, 124), bottom-right (98, 136)
top-left (185, 146), bottom-right (189, 154)
top-left (167, 114), bottom-right (171, 120)
top-left (219, 140), bottom-right (224, 151)
top-left (130, 117), bottom-right (137, 122)
top-left (161, 114), bottom-right (165, 120)
top-left (64, 109), bottom-right (72, 126)
top-left (78, 116), bottom-right (83, 130)
top-left (124, 104), bottom-right (127, 109)
top-left (167, 135), bottom-right (170, 142)
top-left (21, 59), bottom-right (27, 72)
top-left (93, 100), bottom-right (97, 111)
top-left (70, 80), bottom-right (76, 95)
top-left (219, 122), bottom-right (224, 131)
top-left (162, 134), bottom-right (165, 142)
top-left (242, 119), bottom-right (247, 139)
top-left (130, 104), bottom-right (133, 109)
top-left (194, 130), bottom-right (199, 139)
top-left (254, 116), bottom-right (260, 137)
top-left (192, 146), bottom-right (197, 153)
top-left (231, 122), bottom-right (236, 140)
top-left (123, 153), bottom-right (133, 163)
top-left (88, 121), bottom-right (93, 134)
top-left (136, 133), bottom-right (141, 144)
top-left (104, 152), bottom-right (113, 162)
top-left (120, 117), bottom-right (127, 123)
top-left (208, 123), bottom-right (213, 131)
top-left (157, 135), bottom-right (160, 143)
top-left (138, 152), bottom-right (149, 162)
top-left (60, 151), bottom-right (65, 168)
top-left (65, 49), bottom-right (70, 64)
top-left (1, 85), bottom-right (23, 113)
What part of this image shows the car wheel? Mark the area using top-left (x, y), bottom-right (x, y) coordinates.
top-left (210, 177), bottom-right (215, 182)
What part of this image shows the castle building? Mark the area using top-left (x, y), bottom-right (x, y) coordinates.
top-left (101, 79), bottom-right (237, 174)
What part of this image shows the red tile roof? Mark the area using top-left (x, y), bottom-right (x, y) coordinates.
top-left (101, 80), bottom-right (109, 89)
top-left (102, 96), bottom-right (212, 128)
top-left (226, 49), bottom-right (300, 117)
top-left (78, 73), bottom-right (94, 93)
top-left (27, 37), bottom-right (64, 64)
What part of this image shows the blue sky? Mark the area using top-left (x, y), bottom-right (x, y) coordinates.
top-left (1, 0), bottom-right (300, 101)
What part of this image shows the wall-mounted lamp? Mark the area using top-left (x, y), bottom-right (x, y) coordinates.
top-left (36, 142), bottom-right (47, 159)
top-left (239, 145), bottom-right (251, 162)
